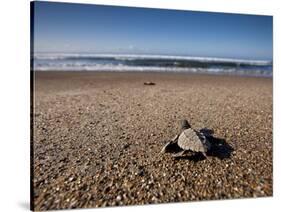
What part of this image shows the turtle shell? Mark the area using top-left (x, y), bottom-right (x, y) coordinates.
top-left (178, 128), bottom-right (211, 153)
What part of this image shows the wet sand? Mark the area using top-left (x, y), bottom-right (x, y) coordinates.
top-left (32, 71), bottom-right (273, 210)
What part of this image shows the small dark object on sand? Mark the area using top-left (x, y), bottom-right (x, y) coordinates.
top-left (144, 82), bottom-right (156, 85)
top-left (161, 120), bottom-right (211, 158)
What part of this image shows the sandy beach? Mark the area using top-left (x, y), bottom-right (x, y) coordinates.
top-left (32, 71), bottom-right (273, 210)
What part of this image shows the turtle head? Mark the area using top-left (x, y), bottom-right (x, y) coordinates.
top-left (180, 119), bottom-right (191, 130)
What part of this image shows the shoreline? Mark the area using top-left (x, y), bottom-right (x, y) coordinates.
top-left (33, 70), bottom-right (273, 79)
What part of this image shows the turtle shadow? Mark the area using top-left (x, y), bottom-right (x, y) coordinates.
top-left (207, 137), bottom-right (234, 159)
top-left (201, 128), bottom-right (234, 160)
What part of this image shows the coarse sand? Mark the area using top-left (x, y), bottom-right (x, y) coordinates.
top-left (32, 71), bottom-right (272, 210)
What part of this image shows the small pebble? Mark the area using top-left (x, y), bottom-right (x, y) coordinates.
top-left (116, 195), bottom-right (122, 201)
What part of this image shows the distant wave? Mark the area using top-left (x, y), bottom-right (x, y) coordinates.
top-left (33, 53), bottom-right (272, 66)
top-left (32, 53), bottom-right (272, 77)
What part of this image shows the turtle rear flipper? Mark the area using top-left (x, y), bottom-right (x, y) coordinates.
top-left (171, 150), bottom-right (186, 158)
top-left (201, 151), bottom-right (208, 158)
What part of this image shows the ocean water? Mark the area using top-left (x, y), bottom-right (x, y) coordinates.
top-left (32, 53), bottom-right (272, 77)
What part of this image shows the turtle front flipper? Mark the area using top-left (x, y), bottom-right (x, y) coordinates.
top-left (160, 134), bottom-right (179, 153)
top-left (160, 141), bottom-right (173, 153)
top-left (170, 134), bottom-right (179, 142)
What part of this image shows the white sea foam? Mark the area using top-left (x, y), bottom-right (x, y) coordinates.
top-left (33, 53), bottom-right (272, 66)
top-left (33, 63), bottom-right (269, 76)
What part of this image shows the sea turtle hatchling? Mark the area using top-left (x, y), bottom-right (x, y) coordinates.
top-left (161, 120), bottom-right (212, 158)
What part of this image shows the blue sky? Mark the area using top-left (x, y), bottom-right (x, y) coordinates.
top-left (33, 1), bottom-right (273, 60)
